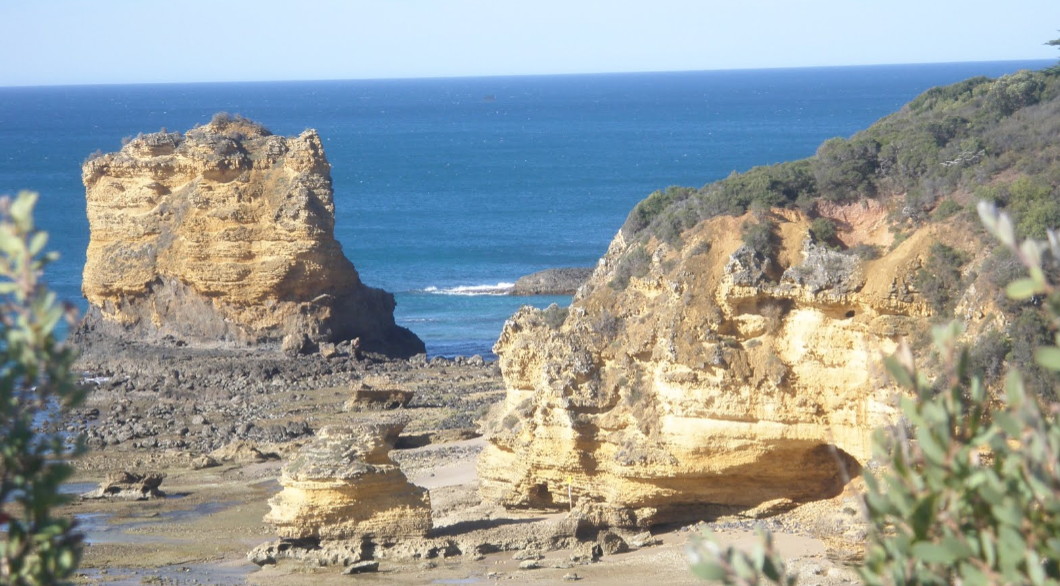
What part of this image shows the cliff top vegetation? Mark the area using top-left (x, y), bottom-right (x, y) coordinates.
top-left (623, 67), bottom-right (1060, 244)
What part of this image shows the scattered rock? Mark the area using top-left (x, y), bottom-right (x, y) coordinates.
top-left (210, 441), bottom-right (277, 464)
top-left (629, 531), bottom-right (659, 548)
top-left (518, 559), bottom-right (541, 570)
top-left (596, 529), bottom-right (629, 555)
top-left (318, 342), bottom-right (340, 359)
top-left (342, 378), bottom-right (414, 411)
top-left (563, 572), bottom-right (581, 581)
top-left (82, 471), bottom-right (165, 500)
top-left (342, 560), bottom-right (379, 575)
top-left (247, 538), bottom-right (365, 568)
top-left (191, 455), bottom-right (219, 470)
top-left (572, 543), bottom-right (602, 563)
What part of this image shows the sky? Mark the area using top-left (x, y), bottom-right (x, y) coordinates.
top-left (2, 0), bottom-right (1057, 87)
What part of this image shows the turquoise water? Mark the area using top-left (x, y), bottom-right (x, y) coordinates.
top-left (0, 61), bottom-right (1050, 357)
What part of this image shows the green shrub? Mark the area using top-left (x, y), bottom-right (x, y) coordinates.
top-left (984, 70), bottom-right (1045, 116)
top-left (622, 186), bottom-right (696, 236)
top-left (1007, 176), bottom-right (1060, 239)
top-left (741, 219), bottom-right (776, 258)
top-left (609, 245), bottom-right (652, 290)
top-left (808, 217), bottom-right (838, 246)
top-left (907, 76), bottom-right (992, 113)
top-left (812, 136), bottom-right (880, 202)
top-left (931, 199), bottom-right (963, 221)
top-left (540, 303), bottom-right (568, 330)
top-left (0, 192), bottom-right (85, 584)
top-left (914, 242), bottom-right (969, 314)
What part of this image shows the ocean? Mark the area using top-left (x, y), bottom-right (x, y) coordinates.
top-left (0, 60), bottom-right (1051, 357)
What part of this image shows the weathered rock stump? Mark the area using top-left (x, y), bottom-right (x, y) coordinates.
top-left (81, 471), bottom-right (166, 500)
top-left (263, 418), bottom-right (432, 541)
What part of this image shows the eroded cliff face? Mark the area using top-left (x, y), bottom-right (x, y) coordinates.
top-left (79, 116), bottom-right (423, 356)
top-left (479, 201), bottom-right (990, 528)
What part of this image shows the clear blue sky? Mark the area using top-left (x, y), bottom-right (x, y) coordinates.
top-left (2, 0), bottom-right (1057, 86)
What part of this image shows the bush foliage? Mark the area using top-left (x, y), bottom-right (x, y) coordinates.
top-left (621, 66), bottom-right (1060, 247)
top-left (0, 192), bottom-right (85, 584)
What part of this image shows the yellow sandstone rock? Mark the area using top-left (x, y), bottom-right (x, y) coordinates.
top-left (264, 420), bottom-right (432, 540)
top-left (479, 205), bottom-right (983, 528)
top-left (79, 114), bottom-right (422, 356)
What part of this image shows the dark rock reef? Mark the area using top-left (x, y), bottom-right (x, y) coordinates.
top-left (510, 267), bottom-right (593, 296)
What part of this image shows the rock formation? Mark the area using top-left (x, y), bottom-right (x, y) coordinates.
top-left (263, 418), bottom-right (432, 540)
top-left (479, 203), bottom-right (986, 528)
top-left (78, 114), bottom-right (423, 357)
top-left (82, 471), bottom-right (166, 500)
top-left (511, 267), bottom-right (594, 295)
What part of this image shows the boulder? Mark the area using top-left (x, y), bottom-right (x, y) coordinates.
top-left (263, 417), bottom-right (432, 540)
top-left (77, 114), bottom-right (424, 358)
top-left (342, 376), bottom-right (415, 411)
top-left (209, 440), bottom-right (277, 464)
top-left (82, 471), bottom-right (165, 500)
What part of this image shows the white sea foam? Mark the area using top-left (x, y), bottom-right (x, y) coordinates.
top-left (423, 282), bottom-right (515, 296)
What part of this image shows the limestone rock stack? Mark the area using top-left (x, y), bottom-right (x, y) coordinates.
top-left (478, 205), bottom-right (981, 528)
top-left (79, 114), bottom-right (423, 357)
top-left (264, 419), bottom-right (432, 540)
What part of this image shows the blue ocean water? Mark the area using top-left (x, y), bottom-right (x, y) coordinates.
top-left (0, 61), bottom-right (1050, 357)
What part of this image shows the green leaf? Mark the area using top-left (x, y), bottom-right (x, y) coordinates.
top-left (918, 428), bottom-right (948, 466)
top-left (10, 191), bottom-right (37, 231)
top-left (884, 355), bottom-right (915, 388)
top-left (1006, 277), bottom-right (1044, 300)
top-left (911, 541), bottom-right (960, 564)
top-left (27, 231), bottom-right (47, 257)
top-left (690, 561), bottom-right (729, 581)
top-left (1033, 346), bottom-right (1060, 371)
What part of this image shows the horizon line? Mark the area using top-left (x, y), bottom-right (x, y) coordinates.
top-left (1, 57), bottom-right (1054, 91)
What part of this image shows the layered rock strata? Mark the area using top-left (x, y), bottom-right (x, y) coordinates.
top-left (263, 418), bottom-right (432, 540)
top-left (79, 114), bottom-right (423, 357)
top-left (479, 205), bottom-right (983, 527)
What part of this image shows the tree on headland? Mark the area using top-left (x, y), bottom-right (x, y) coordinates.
top-left (0, 192), bottom-right (85, 584)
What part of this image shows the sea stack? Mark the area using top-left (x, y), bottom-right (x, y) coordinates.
top-left (78, 113), bottom-right (423, 357)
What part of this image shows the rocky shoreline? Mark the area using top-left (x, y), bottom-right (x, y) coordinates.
top-left (60, 339), bottom-right (861, 585)
top-left (66, 336), bottom-right (497, 461)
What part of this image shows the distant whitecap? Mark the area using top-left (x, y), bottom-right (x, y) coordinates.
top-left (422, 282), bottom-right (515, 296)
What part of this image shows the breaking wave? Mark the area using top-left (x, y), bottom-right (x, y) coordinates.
top-left (422, 282), bottom-right (515, 296)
